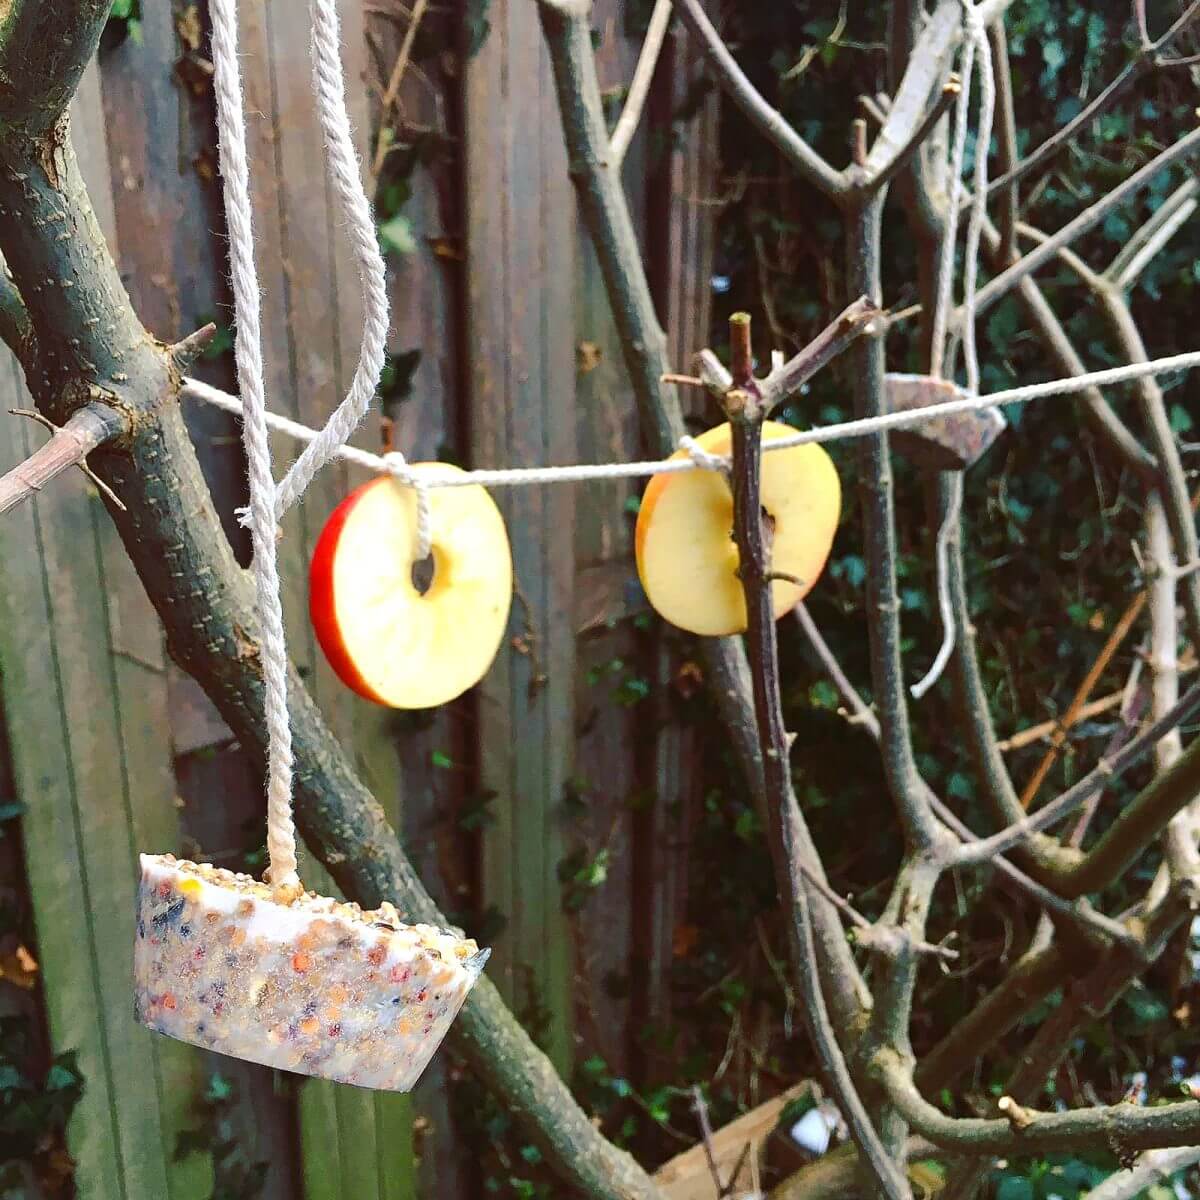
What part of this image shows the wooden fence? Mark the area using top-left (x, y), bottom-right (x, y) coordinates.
top-left (0, 1), bottom-right (717, 1195)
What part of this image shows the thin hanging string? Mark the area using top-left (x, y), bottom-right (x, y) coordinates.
top-left (959, 4), bottom-right (994, 398)
top-left (183, 346), bottom-right (1200, 490)
top-left (384, 452), bottom-right (433, 560)
top-left (209, 0), bottom-right (391, 900)
top-left (913, 3), bottom-right (993, 701)
top-left (209, 0), bottom-right (300, 897)
top-left (928, 11), bottom-right (978, 381)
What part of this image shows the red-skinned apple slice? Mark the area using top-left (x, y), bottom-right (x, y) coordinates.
top-left (310, 468), bottom-right (513, 708)
top-left (635, 421), bottom-right (841, 636)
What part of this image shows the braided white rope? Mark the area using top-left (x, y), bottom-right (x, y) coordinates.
top-left (210, 0), bottom-right (299, 895)
top-left (913, 2), bottom-right (994, 701)
top-left (185, 348), bottom-right (1200, 485)
top-left (209, 0), bottom-right (390, 898)
top-left (271, 0), bottom-right (390, 520)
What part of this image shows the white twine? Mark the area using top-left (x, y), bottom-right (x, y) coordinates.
top-left (272, 0), bottom-right (390, 520)
top-left (912, 2), bottom-right (993, 701)
top-left (929, 8), bottom-right (977, 381)
top-left (208, 0), bottom-right (390, 898)
top-left (385, 451), bottom-right (433, 561)
top-left (184, 348), bottom-right (1200, 489)
top-left (210, 0), bottom-right (299, 896)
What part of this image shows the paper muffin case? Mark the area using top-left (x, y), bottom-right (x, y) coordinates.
top-left (134, 854), bottom-right (488, 1092)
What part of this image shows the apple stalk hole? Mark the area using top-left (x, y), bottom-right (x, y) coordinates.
top-left (411, 552), bottom-right (436, 595)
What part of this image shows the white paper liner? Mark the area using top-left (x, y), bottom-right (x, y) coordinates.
top-left (133, 854), bottom-right (487, 1091)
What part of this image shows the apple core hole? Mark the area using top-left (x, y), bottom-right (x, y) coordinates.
top-left (410, 551), bottom-right (436, 596)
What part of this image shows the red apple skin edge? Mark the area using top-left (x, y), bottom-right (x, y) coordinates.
top-left (309, 477), bottom-right (389, 706)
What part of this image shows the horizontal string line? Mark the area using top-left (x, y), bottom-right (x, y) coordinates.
top-left (182, 349), bottom-right (1200, 490)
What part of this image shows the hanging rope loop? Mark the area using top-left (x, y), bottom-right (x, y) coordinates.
top-left (384, 451), bottom-right (434, 562)
top-left (209, 0), bottom-right (391, 903)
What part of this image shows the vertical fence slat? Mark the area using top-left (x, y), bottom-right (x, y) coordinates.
top-left (466, 0), bottom-right (577, 1073)
top-left (371, 27), bottom-right (473, 1195)
top-left (637, 9), bottom-right (721, 1063)
top-left (567, 0), bottom-right (648, 1077)
top-left (0, 367), bottom-right (127, 1200)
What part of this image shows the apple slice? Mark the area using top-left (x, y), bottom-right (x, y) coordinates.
top-left (310, 468), bottom-right (513, 708)
top-left (635, 421), bottom-right (840, 636)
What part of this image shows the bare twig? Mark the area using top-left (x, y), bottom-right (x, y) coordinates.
top-left (874, 1049), bottom-right (1200, 1156)
top-left (981, 5), bottom-right (1200, 202)
top-left (969, 126), bottom-right (1200, 319)
top-left (1021, 591), bottom-right (1148, 807)
top-left (1082, 1145), bottom-right (1200, 1200)
top-left (169, 321), bottom-right (218, 373)
top-left (609, 0), bottom-right (671, 170)
top-left (988, 22), bottom-right (1019, 261)
top-left (1020, 220), bottom-right (1200, 654)
top-left (1108, 178), bottom-right (1199, 289)
top-left (864, 0), bottom-right (962, 184)
top-left (671, 0), bottom-right (848, 199)
top-left (1135, 0), bottom-right (1152, 51)
top-left (0, 405), bottom-right (126, 516)
top-left (995, 670), bottom-right (1197, 752)
top-left (370, 0), bottom-right (429, 179)
top-left (793, 604), bottom-right (1139, 949)
top-left (862, 76), bottom-right (960, 195)
top-left (690, 1087), bottom-right (728, 1197)
top-left (720, 310), bottom-right (908, 1200)
top-left (956, 678), bottom-right (1200, 866)
top-left (760, 295), bottom-right (881, 409)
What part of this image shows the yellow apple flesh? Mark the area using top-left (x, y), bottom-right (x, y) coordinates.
top-left (310, 467), bottom-right (513, 708)
top-left (635, 421), bottom-right (840, 636)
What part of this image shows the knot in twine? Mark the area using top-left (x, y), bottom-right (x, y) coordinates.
top-left (383, 451), bottom-right (434, 562)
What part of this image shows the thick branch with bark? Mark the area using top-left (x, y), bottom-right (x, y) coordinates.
top-left (0, 9), bottom-right (666, 1199)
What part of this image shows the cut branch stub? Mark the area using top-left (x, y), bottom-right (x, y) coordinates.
top-left (884, 373), bottom-right (1007, 470)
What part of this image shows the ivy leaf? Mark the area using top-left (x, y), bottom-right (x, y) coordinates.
top-left (378, 215), bottom-right (416, 258)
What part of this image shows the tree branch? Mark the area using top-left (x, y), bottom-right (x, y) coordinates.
top-left (934, 469), bottom-right (1087, 886)
top-left (874, 1049), bottom-right (1200, 1157)
top-left (862, 76), bottom-right (960, 196)
top-left (536, 0), bottom-right (873, 1032)
top-left (0, 29), bottom-right (666, 1200)
top-left (670, 0), bottom-right (848, 200)
top-left (721, 311), bottom-right (908, 1200)
top-left (845, 195), bottom-right (944, 851)
top-left (608, 0), bottom-right (671, 170)
top-left (980, 4), bottom-right (1200, 202)
top-left (0, 405), bottom-right (126, 515)
top-left (988, 21), bottom-right (1018, 261)
top-left (1014, 223), bottom-right (1200, 657)
top-left (1107, 176), bottom-right (1199, 290)
top-left (759, 295), bottom-right (882, 409)
top-left (957, 679), bottom-right (1200, 868)
top-left (864, 0), bottom-right (962, 186)
top-left (969, 125), bottom-right (1200, 319)
top-left (0, 0), bottom-right (110, 137)
top-left (1082, 1146), bottom-right (1200, 1200)
top-left (793, 600), bottom-right (1136, 949)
